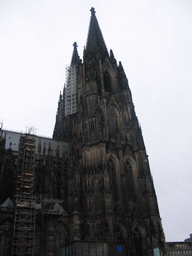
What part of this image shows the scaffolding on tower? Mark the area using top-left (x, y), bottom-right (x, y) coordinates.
top-left (65, 64), bottom-right (77, 116)
top-left (12, 134), bottom-right (36, 256)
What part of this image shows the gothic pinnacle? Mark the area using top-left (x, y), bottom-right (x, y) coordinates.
top-left (90, 7), bottom-right (96, 16)
top-left (71, 42), bottom-right (80, 65)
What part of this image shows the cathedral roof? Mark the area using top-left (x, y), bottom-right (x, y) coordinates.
top-left (71, 42), bottom-right (80, 65)
top-left (85, 8), bottom-right (108, 58)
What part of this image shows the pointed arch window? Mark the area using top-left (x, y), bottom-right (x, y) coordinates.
top-left (103, 71), bottom-right (112, 92)
top-left (124, 162), bottom-right (135, 200)
top-left (109, 108), bottom-right (118, 139)
top-left (107, 159), bottom-right (118, 201)
top-left (133, 227), bottom-right (144, 256)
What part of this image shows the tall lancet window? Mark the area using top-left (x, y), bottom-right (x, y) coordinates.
top-left (109, 108), bottom-right (118, 139)
top-left (133, 228), bottom-right (144, 256)
top-left (124, 162), bottom-right (135, 200)
top-left (103, 71), bottom-right (112, 92)
top-left (107, 159), bottom-right (118, 201)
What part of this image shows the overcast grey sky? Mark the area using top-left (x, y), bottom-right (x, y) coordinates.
top-left (1, 0), bottom-right (192, 242)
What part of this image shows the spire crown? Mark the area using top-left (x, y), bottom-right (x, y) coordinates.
top-left (73, 42), bottom-right (77, 50)
top-left (71, 42), bottom-right (79, 65)
top-left (90, 7), bottom-right (96, 16)
top-left (85, 8), bottom-right (108, 59)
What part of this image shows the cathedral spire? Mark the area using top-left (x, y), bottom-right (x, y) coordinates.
top-left (85, 8), bottom-right (108, 59)
top-left (71, 42), bottom-right (80, 65)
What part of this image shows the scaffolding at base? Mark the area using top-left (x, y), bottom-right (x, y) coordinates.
top-left (12, 135), bottom-right (36, 256)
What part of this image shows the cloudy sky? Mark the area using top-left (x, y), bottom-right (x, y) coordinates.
top-left (1, 0), bottom-right (192, 242)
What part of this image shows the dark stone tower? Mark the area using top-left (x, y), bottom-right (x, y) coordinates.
top-left (53, 8), bottom-right (167, 256)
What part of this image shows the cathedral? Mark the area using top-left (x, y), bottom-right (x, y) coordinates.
top-left (0, 8), bottom-right (167, 256)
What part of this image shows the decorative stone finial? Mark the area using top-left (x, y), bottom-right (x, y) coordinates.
top-left (73, 42), bottom-right (78, 49)
top-left (90, 7), bottom-right (96, 15)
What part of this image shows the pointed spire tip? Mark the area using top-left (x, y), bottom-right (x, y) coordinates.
top-left (71, 41), bottom-right (79, 65)
top-left (85, 7), bottom-right (108, 59)
top-left (73, 42), bottom-right (78, 49)
top-left (90, 7), bottom-right (96, 15)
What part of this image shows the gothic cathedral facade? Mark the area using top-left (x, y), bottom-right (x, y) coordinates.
top-left (53, 7), bottom-right (167, 256)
